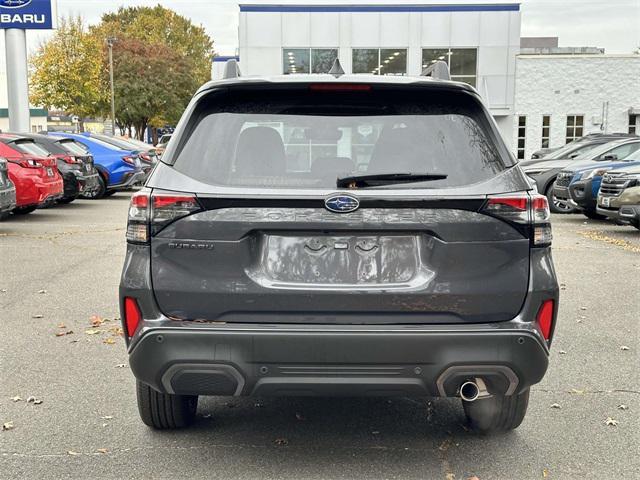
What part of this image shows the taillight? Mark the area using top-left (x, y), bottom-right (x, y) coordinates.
top-left (122, 155), bottom-right (137, 166)
top-left (536, 299), bottom-right (555, 342)
top-left (9, 158), bottom-right (41, 168)
top-left (61, 155), bottom-right (81, 164)
top-left (123, 297), bottom-right (142, 338)
top-left (482, 194), bottom-right (552, 247)
top-left (126, 189), bottom-right (201, 244)
top-left (139, 152), bottom-right (151, 162)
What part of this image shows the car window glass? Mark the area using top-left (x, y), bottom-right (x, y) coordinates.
top-left (12, 141), bottom-right (51, 157)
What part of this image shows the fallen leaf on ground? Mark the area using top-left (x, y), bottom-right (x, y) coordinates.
top-left (0, 289), bottom-right (7, 293)
top-left (620, 346), bottom-right (630, 351)
top-left (570, 389), bottom-right (584, 395)
top-left (605, 417), bottom-right (618, 426)
top-left (617, 404), bottom-right (628, 410)
top-left (10, 396), bottom-right (21, 402)
top-left (90, 315), bottom-right (104, 327)
top-left (2, 422), bottom-right (15, 431)
top-left (558, 350), bottom-right (567, 355)
top-left (295, 412), bottom-right (305, 421)
top-left (579, 306), bottom-right (587, 311)
top-left (468, 476), bottom-right (480, 480)
top-left (96, 448), bottom-right (108, 454)
top-left (274, 438), bottom-right (288, 445)
top-left (542, 468), bottom-right (550, 478)
top-left (67, 451), bottom-right (79, 456)
top-left (103, 338), bottom-right (116, 345)
top-left (84, 329), bottom-right (101, 335)
top-left (550, 403), bottom-right (561, 409)
top-left (55, 330), bottom-right (73, 337)
top-left (32, 314), bottom-right (43, 319)
top-left (26, 396), bottom-right (43, 405)
top-left (38, 289), bottom-right (47, 294)
top-left (100, 415), bottom-right (113, 420)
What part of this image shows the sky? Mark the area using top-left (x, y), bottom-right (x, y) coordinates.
top-left (9, 0), bottom-right (640, 57)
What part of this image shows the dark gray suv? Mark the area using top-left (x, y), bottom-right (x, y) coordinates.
top-left (120, 71), bottom-right (559, 433)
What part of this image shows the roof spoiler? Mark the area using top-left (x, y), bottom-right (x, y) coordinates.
top-left (222, 59), bottom-right (241, 79)
top-left (420, 60), bottom-right (451, 81)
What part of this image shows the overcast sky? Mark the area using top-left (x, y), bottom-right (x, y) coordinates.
top-left (16, 0), bottom-right (640, 56)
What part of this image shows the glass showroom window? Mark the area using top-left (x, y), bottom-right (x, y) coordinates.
top-left (283, 48), bottom-right (338, 74)
top-left (352, 49), bottom-right (407, 75)
top-left (422, 48), bottom-right (477, 86)
top-left (541, 115), bottom-right (551, 148)
top-left (517, 116), bottom-right (526, 160)
top-left (565, 115), bottom-right (584, 143)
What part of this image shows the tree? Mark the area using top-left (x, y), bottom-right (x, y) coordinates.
top-left (30, 16), bottom-right (104, 129)
top-left (110, 39), bottom-right (194, 140)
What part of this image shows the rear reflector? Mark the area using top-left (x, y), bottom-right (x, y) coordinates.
top-left (124, 297), bottom-right (142, 338)
top-left (536, 299), bottom-right (554, 341)
top-left (309, 83), bottom-right (371, 92)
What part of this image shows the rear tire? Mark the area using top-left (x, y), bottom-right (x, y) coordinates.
top-left (82, 175), bottom-right (106, 199)
top-left (58, 197), bottom-right (76, 205)
top-left (136, 380), bottom-right (198, 429)
top-left (463, 388), bottom-right (530, 434)
top-left (545, 184), bottom-right (575, 214)
top-left (103, 189), bottom-right (117, 197)
top-left (0, 212), bottom-right (9, 221)
top-left (13, 206), bottom-right (37, 215)
top-left (582, 209), bottom-right (606, 220)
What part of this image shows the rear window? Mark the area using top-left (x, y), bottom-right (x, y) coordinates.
top-left (12, 140), bottom-right (51, 157)
top-left (171, 87), bottom-right (506, 189)
top-left (58, 140), bottom-right (90, 156)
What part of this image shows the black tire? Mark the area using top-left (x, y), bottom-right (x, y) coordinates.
top-left (136, 380), bottom-right (198, 429)
top-left (463, 388), bottom-right (530, 434)
top-left (58, 197), bottom-right (76, 205)
top-left (0, 211), bottom-right (9, 221)
top-left (82, 174), bottom-right (106, 199)
top-left (582, 209), bottom-right (607, 220)
top-left (545, 184), bottom-right (575, 214)
top-left (13, 206), bottom-right (37, 215)
top-left (103, 189), bottom-right (117, 197)
top-left (632, 220), bottom-right (640, 231)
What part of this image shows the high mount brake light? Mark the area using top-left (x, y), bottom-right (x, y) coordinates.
top-left (126, 190), bottom-right (201, 244)
top-left (482, 194), bottom-right (552, 247)
top-left (309, 83), bottom-right (372, 92)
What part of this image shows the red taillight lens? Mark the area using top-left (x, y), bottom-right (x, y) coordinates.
top-left (536, 299), bottom-right (555, 341)
top-left (139, 152), bottom-right (151, 162)
top-left (126, 190), bottom-right (200, 244)
top-left (10, 158), bottom-right (41, 168)
top-left (61, 155), bottom-right (79, 164)
top-left (122, 155), bottom-right (137, 166)
top-left (482, 194), bottom-right (552, 247)
top-left (124, 297), bottom-right (142, 338)
top-left (309, 83), bottom-right (372, 92)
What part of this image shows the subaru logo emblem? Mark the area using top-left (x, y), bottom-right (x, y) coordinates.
top-left (325, 194), bottom-right (359, 213)
top-left (0, 0), bottom-right (32, 8)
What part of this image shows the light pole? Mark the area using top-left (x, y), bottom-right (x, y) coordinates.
top-left (107, 37), bottom-right (117, 135)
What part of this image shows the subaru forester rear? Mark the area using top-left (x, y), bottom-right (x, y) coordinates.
top-left (120, 72), bottom-right (559, 433)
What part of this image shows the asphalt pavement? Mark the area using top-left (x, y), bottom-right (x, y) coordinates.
top-left (1, 193), bottom-right (638, 479)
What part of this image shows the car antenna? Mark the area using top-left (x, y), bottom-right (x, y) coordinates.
top-left (420, 60), bottom-right (451, 81)
top-left (328, 58), bottom-right (345, 78)
top-left (222, 59), bottom-right (241, 79)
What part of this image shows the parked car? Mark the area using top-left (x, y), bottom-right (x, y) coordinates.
top-left (522, 133), bottom-right (637, 164)
top-left (49, 132), bottom-right (147, 198)
top-left (2, 133), bottom-right (101, 203)
top-left (562, 148), bottom-right (640, 219)
top-left (120, 69), bottom-right (558, 433)
top-left (117, 136), bottom-right (160, 165)
top-left (522, 137), bottom-right (640, 213)
top-left (155, 133), bottom-right (172, 156)
top-left (0, 157), bottom-right (17, 220)
top-left (87, 133), bottom-right (157, 170)
top-left (530, 146), bottom-right (561, 160)
top-left (550, 139), bottom-right (640, 216)
top-left (596, 164), bottom-right (640, 230)
top-left (0, 141), bottom-right (63, 215)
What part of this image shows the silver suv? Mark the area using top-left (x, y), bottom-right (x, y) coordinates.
top-left (120, 65), bottom-right (559, 433)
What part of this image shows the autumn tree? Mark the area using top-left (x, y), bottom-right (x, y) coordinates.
top-left (30, 16), bottom-right (104, 129)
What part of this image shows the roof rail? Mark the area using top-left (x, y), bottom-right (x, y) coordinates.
top-left (420, 60), bottom-right (451, 81)
top-left (222, 59), bottom-right (241, 79)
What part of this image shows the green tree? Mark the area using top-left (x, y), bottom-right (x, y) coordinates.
top-left (29, 16), bottom-right (104, 129)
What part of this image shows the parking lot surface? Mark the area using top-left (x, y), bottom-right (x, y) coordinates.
top-left (1, 193), bottom-right (638, 479)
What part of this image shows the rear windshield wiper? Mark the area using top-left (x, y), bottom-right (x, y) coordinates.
top-left (336, 172), bottom-right (448, 188)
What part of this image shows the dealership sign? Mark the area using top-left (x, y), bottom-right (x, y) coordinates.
top-left (0, 0), bottom-right (55, 29)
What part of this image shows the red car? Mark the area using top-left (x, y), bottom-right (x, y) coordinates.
top-left (0, 141), bottom-right (64, 215)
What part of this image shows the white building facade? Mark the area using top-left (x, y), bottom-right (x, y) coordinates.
top-left (513, 54), bottom-right (640, 160)
top-left (236, 2), bottom-right (521, 142)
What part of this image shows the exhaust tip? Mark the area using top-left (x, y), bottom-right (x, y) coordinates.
top-left (460, 381), bottom-right (480, 402)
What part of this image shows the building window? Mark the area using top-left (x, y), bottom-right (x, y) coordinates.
top-left (422, 48), bottom-right (477, 86)
top-left (541, 115), bottom-right (551, 148)
top-left (629, 114), bottom-right (638, 135)
top-left (517, 116), bottom-right (526, 160)
top-left (565, 115), bottom-right (584, 143)
top-left (352, 48), bottom-right (407, 75)
top-left (283, 48), bottom-right (338, 74)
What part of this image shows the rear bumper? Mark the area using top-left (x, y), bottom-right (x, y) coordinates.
top-left (109, 170), bottom-right (147, 190)
top-left (128, 323), bottom-right (549, 398)
top-left (77, 173), bottom-right (100, 194)
top-left (568, 179), bottom-right (597, 210)
top-left (0, 185), bottom-right (17, 213)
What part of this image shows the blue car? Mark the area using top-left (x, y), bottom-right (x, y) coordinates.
top-left (558, 148), bottom-right (640, 219)
top-left (49, 132), bottom-right (148, 198)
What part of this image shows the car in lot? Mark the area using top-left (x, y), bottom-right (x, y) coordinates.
top-left (155, 133), bottom-right (172, 157)
top-left (563, 148), bottom-right (640, 219)
top-left (522, 137), bottom-right (640, 213)
top-left (0, 141), bottom-right (63, 215)
top-left (120, 67), bottom-right (559, 433)
top-left (87, 133), bottom-right (158, 171)
top-left (49, 132), bottom-right (147, 198)
top-left (597, 164), bottom-right (640, 230)
top-left (0, 157), bottom-right (17, 220)
top-left (551, 139), bottom-right (640, 216)
top-left (3, 133), bottom-right (101, 203)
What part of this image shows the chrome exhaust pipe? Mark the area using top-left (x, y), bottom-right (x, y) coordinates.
top-left (459, 381), bottom-right (480, 402)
